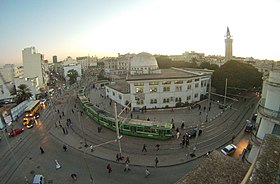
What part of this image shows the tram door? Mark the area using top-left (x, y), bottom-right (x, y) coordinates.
top-left (131, 126), bottom-right (136, 133)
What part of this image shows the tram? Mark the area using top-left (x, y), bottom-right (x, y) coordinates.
top-left (77, 88), bottom-right (172, 140)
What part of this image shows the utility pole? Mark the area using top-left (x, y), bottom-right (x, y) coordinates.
top-left (206, 76), bottom-right (212, 122)
top-left (224, 78), bottom-right (228, 106)
top-left (114, 103), bottom-right (122, 158)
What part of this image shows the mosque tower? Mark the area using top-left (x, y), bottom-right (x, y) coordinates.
top-left (225, 27), bottom-right (233, 61)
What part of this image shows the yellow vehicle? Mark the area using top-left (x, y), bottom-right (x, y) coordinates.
top-left (25, 100), bottom-right (41, 118)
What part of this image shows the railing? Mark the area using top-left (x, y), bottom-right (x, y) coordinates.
top-left (257, 99), bottom-right (280, 122)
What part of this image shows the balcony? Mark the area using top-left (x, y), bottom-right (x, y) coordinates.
top-left (257, 99), bottom-right (280, 122)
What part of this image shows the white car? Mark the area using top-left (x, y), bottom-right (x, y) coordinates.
top-left (221, 144), bottom-right (237, 155)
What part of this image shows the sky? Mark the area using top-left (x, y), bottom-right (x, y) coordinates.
top-left (0, 0), bottom-right (280, 65)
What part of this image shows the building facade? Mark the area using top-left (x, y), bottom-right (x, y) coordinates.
top-left (105, 52), bottom-right (211, 111)
top-left (247, 69), bottom-right (280, 162)
top-left (22, 47), bottom-right (46, 88)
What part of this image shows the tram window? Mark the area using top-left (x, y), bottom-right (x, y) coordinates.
top-left (137, 127), bottom-right (143, 132)
top-left (123, 125), bottom-right (130, 130)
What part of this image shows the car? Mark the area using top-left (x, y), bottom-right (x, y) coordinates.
top-left (35, 112), bottom-right (40, 119)
top-left (252, 113), bottom-right (257, 121)
top-left (245, 123), bottom-right (254, 133)
top-left (40, 99), bottom-right (46, 105)
top-left (26, 120), bottom-right (34, 129)
top-left (221, 144), bottom-right (237, 155)
top-left (9, 128), bottom-right (25, 137)
top-left (186, 128), bottom-right (202, 138)
top-left (32, 174), bottom-right (45, 184)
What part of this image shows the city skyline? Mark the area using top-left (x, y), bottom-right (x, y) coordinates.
top-left (1, 0), bottom-right (280, 65)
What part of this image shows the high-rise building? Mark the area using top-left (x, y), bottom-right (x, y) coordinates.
top-left (53, 55), bottom-right (58, 63)
top-left (22, 47), bottom-right (46, 88)
top-left (225, 27), bottom-right (233, 61)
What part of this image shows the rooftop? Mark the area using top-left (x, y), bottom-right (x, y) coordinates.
top-left (176, 150), bottom-right (249, 184)
top-left (127, 68), bottom-right (202, 81)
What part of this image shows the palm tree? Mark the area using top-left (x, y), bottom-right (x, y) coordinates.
top-left (16, 84), bottom-right (32, 103)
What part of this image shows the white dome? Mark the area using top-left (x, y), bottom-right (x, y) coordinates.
top-left (131, 52), bottom-right (158, 68)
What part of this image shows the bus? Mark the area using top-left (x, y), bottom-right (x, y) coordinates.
top-left (25, 100), bottom-right (41, 118)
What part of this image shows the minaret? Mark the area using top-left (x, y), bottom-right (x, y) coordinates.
top-left (225, 27), bottom-right (233, 61)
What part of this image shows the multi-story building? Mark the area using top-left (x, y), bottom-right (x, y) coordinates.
top-left (22, 47), bottom-right (46, 88)
top-left (103, 53), bottom-right (135, 77)
top-left (53, 55), bottom-right (58, 63)
top-left (106, 52), bottom-right (212, 111)
top-left (76, 56), bottom-right (98, 73)
top-left (247, 69), bottom-right (280, 162)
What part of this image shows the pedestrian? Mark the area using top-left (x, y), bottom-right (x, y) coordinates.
top-left (90, 145), bottom-right (94, 152)
top-left (116, 153), bottom-right (120, 162)
top-left (142, 144), bottom-right (147, 152)
top-left (130, 113), bottom-right (133, 119)
top-left (107, 164), bottom-right (112, 173)
top-left (57, 109), bottom-right (60, 113)
top-left (176, 131), bottom-right (180, 139)
top-left (72, 109), bottom-right (74, 113)
top-left (59, 115), bottom-right (62, 119)
top-left (63, 145), bottom-right (67, 152)
top-left (62, 127), bottom-right (66, 134)
top-left (231, 135), bottom-right (235, 143)
top-left (185, 139), bottom-right (189, 146)
top-left (124, 163), bottom-right (130, 172)
top-left (40, 147), bottom-right (44, 154)
top-left (176, 127), bottom-right (179, 133)
top-left (65, 128), bottom-right (68, 135)
top-left (62, 111), bottom-right (64, 116)
top-left (155, 144), bottom-right (160, 151)
top-left (181, 122), bottom-right (185, 130)
top-left (145, 169), bottom-right (150, 177)
top-left (155, 157), bottom-right (159, 168)
top-left (125, 156), bottom-right (130, 164)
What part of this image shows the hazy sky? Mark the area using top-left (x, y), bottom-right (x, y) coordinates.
top-left (0, 0), bottom-right (280, 64)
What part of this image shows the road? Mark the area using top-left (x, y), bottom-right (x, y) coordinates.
top-left (0, 83), bottom-right (257, 183)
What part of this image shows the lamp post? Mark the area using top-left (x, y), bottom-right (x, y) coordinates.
top-left (114, 103), bottom-right (123, 158)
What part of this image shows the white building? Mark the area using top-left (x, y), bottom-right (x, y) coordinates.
top-left (103, 53), bottom-right (134, 76)
top-left (77, 56), bottom-right (98, 72)
top-left (14, 76), bottom-right (40, 99)
top-left (105, 52), bottom-right (211, 111)
top-left (22, 47), bottom-right (46, 88)
top-left (63, 64), bottom-right (82, 82)
top-left (248, 69), bottom-right (280, 162)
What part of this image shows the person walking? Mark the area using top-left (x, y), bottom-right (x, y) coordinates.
top-left (142, 144), bottom-right (147, 152)
top-left (155, 144), bottom-right (160, 151)
top-left (176, 131), bottom-right (180, 139)
top-left (90, 145), bottom-right (93, 152)
top-left (107, 164), bottom-right (112, 173)
top-left (63, 145), bottom-right (67, 152)
top-left (145, 169), bottom-right (150, 178)
top-left (40, 147), bottom-right (44, 154)
top-left (155, 157), bottom-right (159, 168)
top-left (125, 156), bottom-right (130, 164)
top-left (116, 153), bottom-right (120, 162)
top-left (124, 163), bottom-right (130, 172)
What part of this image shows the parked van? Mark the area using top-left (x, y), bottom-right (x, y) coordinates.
top-left (32, 174), bottom-right (44, 184)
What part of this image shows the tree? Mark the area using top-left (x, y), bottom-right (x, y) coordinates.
top-left (16, 84), bottom-right (32, 104)
top-left (155, 55), bottom-right (198, 69)
top-left (212, 60), bottom-right (262, 94)
top-left (67, 69), bottom-right (79, 85)
top-left (199, 62), bottom-right (219, 70)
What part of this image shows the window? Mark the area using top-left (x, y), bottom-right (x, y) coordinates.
top-left (150, 99), bottom-right (157, 104)
top-left (195, 83), bottom-right (199, 88)
top-left (113, 92), bottom-right (115, 96)
top-left (162, 81), bottom-right (171, 85)
top-left (163, 98), bottom-right (170, 103)
top-left (134, 82), bottom-right (144, 86)
top-left (175, 86), bottom-right (182, 92)
top-left (149, 87), bottom-right (157, 93)
top-left (175, 97), bottom-right (182, 102)
top-left (174, 80), bottom-right (183, 84)
top-left (187, 96), bottom-right (191, 100)
top-left (163, 86), bottom-right (170, 92)
top-left (149, 81), bottom-right (159, 85)
top-left (187, 84), bottom-right (191, 90)
top-left (187, 79), bottom-right (192, 83)
top-left (106, 89), bottom-right (109, 92)
top-left (118, 95), bottom-right (122, 100)
top-left (195, 78), bottom-right (200, 82)
top-left (170, 97), bottom-right (174, 101)
top-left (137, 99), bottom-right (144, 105)
top-left (194, 93), bottom-right (198, 98)
top-left (135, 87), bottom-right (143, 93)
